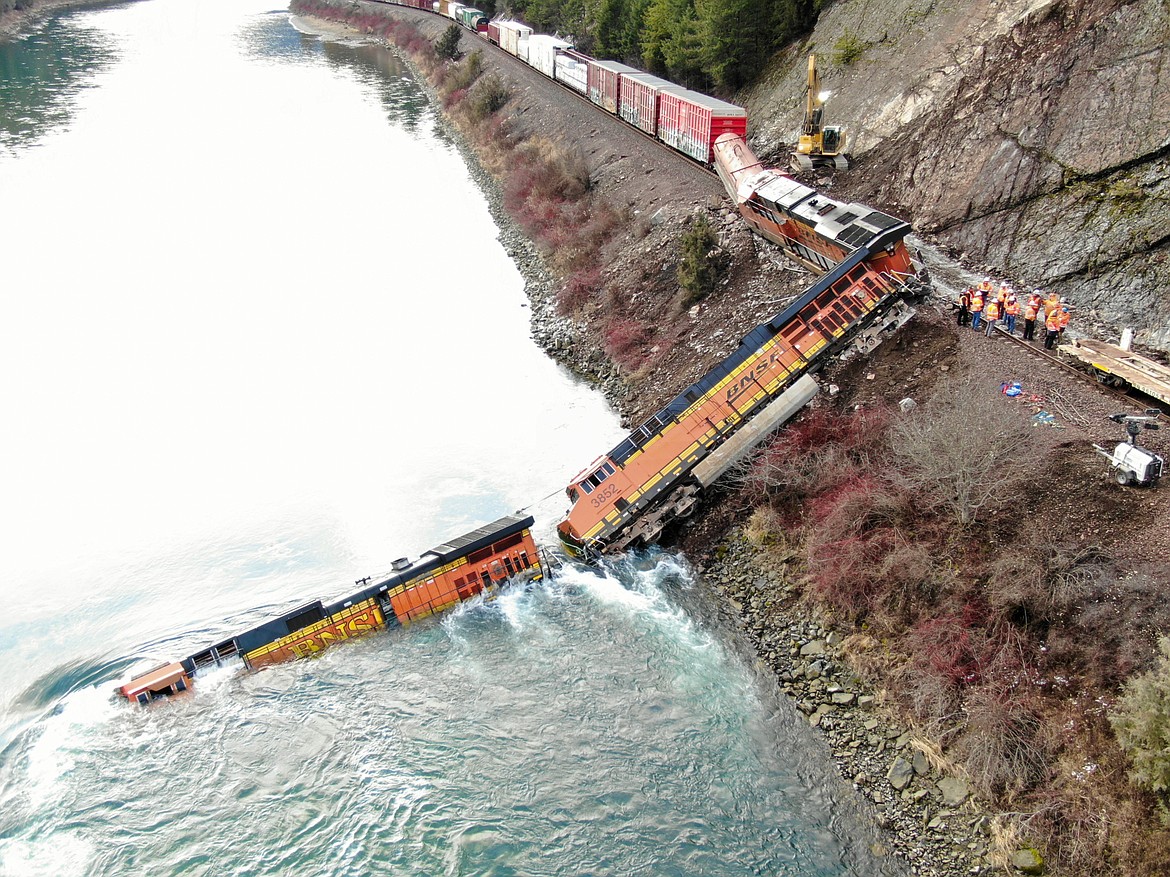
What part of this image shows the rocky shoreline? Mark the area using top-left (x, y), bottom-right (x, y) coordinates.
top-left (698, 536), bottom-right (1044, 876)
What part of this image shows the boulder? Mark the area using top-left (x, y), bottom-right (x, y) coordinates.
top-left (937, 777), bottom-right (970, 806)
top-left (887, 756), bottom-right (915, 791)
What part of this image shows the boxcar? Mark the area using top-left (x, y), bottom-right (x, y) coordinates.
top-left (587, 60), bottom-right (638, 114)
top-left (526, 34), bottom-right (570, 78)
top-left (496, 20), bottom-right (532, 57)
top-left (486, 20), bottom-right (501, 44)
top-left (619, 73), bottom-right (685, 136)
top-left (657, 89), bottom-right (747, 164)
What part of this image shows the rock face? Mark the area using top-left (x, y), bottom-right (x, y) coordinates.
top-left (742, 0), bottom-right (1170, 348)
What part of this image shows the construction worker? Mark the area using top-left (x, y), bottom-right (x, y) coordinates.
top-left (1043, 292), bottom-right (1061, 321)
top-left (1023, 295), bottom-right (1040, 341)
top-left (1058, 305), bottom-right (1071, 341)
top-left (970, 287), bottom-right (985, 331)
top-left (1044, 307), bottom-right (1062, 349)
top-left (1004, 293), bottom-right (1020, 335)
top-left (997, 285), bottom-right (1009, 320)
top-left (957, 288), bottom-right (971, 326)
top-left (984, 296), bottom-right (1000, 338)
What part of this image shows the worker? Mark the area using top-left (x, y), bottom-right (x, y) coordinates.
top-left (997, 285), bottom-right (1009, 319)
top-left (1044, 307), bottom-right (1062, 349)
top-left (984, 296), bottom-right (1000, 338)
top-left (957, 288), bottom-right (971, 326)
top-left (1043, 292), bottom-right (1061, 320)
top-left (1022, 295), bottom-right (1040, 341)
top-left (1058, 305), bottom-right (1071, 341)
top-left (970, 287), bottom-right (985, 331)
top-left (1004, 293), bottom-right (1020, 335)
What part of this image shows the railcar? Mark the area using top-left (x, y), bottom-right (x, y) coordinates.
top-left (118, 514), bottom-right (542, 704)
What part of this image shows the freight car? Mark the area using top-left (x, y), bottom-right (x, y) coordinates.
top-left (555, 142), bottom-right (929, 559)
top-left (118, 514), bottom-right (543, 704)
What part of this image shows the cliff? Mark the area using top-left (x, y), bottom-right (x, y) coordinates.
top-left (741, 0), bottom-right (1170, 347)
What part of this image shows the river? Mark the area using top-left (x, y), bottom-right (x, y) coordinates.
top-left (0, 1), bottom-right (900, 874)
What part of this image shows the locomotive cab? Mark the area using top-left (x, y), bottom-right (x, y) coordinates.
top-left (558, 457), bottom-right (630, 558)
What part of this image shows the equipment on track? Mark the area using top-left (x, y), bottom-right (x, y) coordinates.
top-left (1093, 411), bottom-right (1164, 486)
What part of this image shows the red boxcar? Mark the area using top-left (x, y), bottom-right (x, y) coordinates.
top-left (657, 89), bottom-right (747, 165)
top-left (587, 60), bottom-right (638, 115)
top-left (618, 73), bottom-right (684, 136)
top-left (487, 20), bottom-right (501, 44)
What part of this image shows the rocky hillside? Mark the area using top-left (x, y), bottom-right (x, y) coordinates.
top-left (741, 0), bottom-right (1170, 348)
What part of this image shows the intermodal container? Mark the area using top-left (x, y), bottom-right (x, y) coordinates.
top-left (497, 20), bottom-right (532, 57)
top-left (618, 73), bottom-right (684, 136)
top-left (588, 60), bottom-right (638, 114)
top-left (657, 89), bottom-right (748, 164)
top-left (527, 34), bottom-right (571, 78)
top-left (553, 48), bottom-right (589, 94)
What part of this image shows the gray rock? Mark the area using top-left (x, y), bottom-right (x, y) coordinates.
top-left (799, 639), bottom-right (826, 657)
top-left (912, 749), bottom-right (931, 776)
top-left (888, 756), bottom-right (915, 791)
top-left (937, 777), bottom-right (970, 806)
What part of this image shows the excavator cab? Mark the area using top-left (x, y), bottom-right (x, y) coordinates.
top-left (792, 54), bottom-right (849, 173)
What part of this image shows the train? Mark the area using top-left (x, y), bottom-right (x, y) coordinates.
top-left (371, 0), bottom-right (748, 167)
top-left (555, 133), bottom-right (929, 559)
top-left (118, 514), bottom-right (543, 704)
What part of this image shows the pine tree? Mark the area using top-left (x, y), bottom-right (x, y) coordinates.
top-left (1111, 637), bottom-right (1170, 804)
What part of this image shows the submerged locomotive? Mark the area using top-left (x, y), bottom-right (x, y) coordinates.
top-left (556, 134), bottom-right (929, 559)
top-left (119, 514), bottom-right (543, 704)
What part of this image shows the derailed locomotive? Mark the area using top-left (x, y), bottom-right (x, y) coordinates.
top-left (556, 134), bottom-right (929, 559)
top-left (118, 515), bottom-right (542, 703)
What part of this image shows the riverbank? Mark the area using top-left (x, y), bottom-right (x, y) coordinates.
top-left (0, 0), bottom-right (125, 38)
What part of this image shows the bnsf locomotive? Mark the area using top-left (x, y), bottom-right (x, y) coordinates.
top-left (555, 134), bottom-right (929, 559)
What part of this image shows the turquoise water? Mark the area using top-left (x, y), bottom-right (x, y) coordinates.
top-left (0, 2), bottom-right (899, 874)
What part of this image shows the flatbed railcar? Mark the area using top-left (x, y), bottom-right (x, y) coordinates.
top-left (118, 514), bottom-right (542, 704)
top-left (555, 138), bottom-right (929, 559)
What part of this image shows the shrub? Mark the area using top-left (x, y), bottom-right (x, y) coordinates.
top-left (467, 74), bottom-right (510, 121)
top-left (557, 267), bottom-right (601, 315)
top-left (604, 319), bottom-right (651, 369)
top-left (833, 30), bottom-right (865, 66)
top-left (676, 212), bottom-right (722, 308)
top-left (892, 373), bottom-right (1042, 526)
top-left (1110, 637), bottom-right (1170, 805)
top-left (436, 23), bottom-right (462, 60)
top-left (958, 682), bottom-right (1050, 800)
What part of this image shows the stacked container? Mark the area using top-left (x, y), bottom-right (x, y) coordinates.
top-left (619, 73), bottom-right (684, 136)
top-left (588, 60), bottom-right (638, 114)
top-left (554, 49), bottom-right (590, 94)
top-left (657, 89), bottom-right (748, 164)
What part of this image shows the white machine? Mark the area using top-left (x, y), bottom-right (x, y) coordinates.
top-left (1094, 411), bottom-right (1164, 486)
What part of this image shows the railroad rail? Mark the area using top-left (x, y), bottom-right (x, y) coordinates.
top-left (992, 326), bottom-right (1169, 414)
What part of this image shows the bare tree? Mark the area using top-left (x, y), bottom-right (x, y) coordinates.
top-left (892, 374), bottom-right (1043, 526)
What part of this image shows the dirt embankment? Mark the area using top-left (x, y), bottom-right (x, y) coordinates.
top-left (292, 4), bottom-right (1170, 875)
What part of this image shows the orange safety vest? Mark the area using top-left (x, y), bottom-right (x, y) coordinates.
top-left (1046, 311), bottom-right (1062, 331)
top-left (1058, 309), bottom-right (1070, 329)
top-left (971, 294), bottom-right (984, 311)
top-left (1006, 299), bottom-right (1020, 316)
top-left (1024, 303), bottom-right (1039, 320)
top-left (985, 300), bottom-right (1000, 320)
top-left (1044, 295), bottom-right (1060, 317)
top-left (978, 281), bottom-right (992, 293)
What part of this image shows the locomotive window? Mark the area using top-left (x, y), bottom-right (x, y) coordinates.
top-left (602, 462), bottom-right (615, 476)
top-left (504, 556), bottom-right (516, 576)
top-left (568, 488), bottom-right (579, 503)
top-left (519, 551), bottom-right (531, 568)
top-left (581, 481), bottom-right (594, 495)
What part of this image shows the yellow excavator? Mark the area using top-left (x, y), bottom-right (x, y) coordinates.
top-left (792, 54), bottom-right (848, 172)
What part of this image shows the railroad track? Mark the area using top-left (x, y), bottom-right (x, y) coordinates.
top-left (992, 325), bottom-right (1168, 414)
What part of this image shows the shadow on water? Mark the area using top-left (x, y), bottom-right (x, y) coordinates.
top-left (0, 4), bottom-right (124, 152)
top-left (8, 655), bottom-right (127, 713)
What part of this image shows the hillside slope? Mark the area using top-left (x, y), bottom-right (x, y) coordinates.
top-left (741, 0), bottom-right (1170, 348)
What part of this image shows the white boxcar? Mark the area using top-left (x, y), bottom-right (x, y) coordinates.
top-left (496, 20), bottom-right (532, 57)
top-left (527, 34), bottom-right (571, 79)
top-left (554, 50), bottom-right (589, 94)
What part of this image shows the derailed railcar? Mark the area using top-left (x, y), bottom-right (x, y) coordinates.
top-left (118, 515), bottom-right (542, 703)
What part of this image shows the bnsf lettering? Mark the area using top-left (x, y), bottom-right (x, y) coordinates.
top-left (281, 606), bottom-right (382, 660)
top-left (726, 349), bottom-right (784, 403)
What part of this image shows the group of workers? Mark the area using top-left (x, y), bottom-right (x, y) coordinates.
top-left (956, 279), bottom-right (1072, 349)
